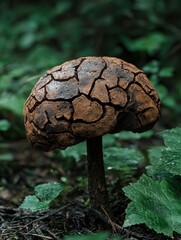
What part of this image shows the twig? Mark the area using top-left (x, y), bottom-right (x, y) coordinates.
top-left (100, 205), bottom-right (122, 233)
top-left (25, 233), bottom-right (53, 239)
top-left (43, 228), bottom-right (60, 240)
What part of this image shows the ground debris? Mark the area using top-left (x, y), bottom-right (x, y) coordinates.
top-left (0, 143), bottom-right (180, 240)
top-left (1, 201), bottom-right (180, 240)
top-left (0, 201), bottom-right (110, 240)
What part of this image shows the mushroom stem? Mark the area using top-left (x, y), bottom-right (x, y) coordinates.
top-left (86, 136), bottom-right (110, 214)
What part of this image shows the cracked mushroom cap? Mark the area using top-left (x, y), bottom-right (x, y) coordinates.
top-left (24, 57), bottom-right (161, 151)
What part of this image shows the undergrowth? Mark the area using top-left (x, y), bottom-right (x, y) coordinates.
top-left (19, 127), bottom-right (181, 238)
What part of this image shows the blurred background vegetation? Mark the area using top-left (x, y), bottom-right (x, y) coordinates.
top-left (0, 0), bottom-right (181, 141)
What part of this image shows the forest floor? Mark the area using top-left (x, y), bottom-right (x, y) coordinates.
top-left (0, 140), bottom-right (180, 240)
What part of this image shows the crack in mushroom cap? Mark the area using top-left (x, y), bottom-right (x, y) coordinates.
top-left (24, 56), bottom-right (161, 151)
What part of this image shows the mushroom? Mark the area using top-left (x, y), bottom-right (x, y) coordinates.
top-left (23, 57), bottom-right (161, 214)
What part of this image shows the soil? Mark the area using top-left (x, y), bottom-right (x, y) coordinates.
top-left (0, 140), bottom-right (180, 240)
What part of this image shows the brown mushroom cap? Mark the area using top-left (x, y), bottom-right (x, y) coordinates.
top-left (24, 57), bottom-right (161, 151)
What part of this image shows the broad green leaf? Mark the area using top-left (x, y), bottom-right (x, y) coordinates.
top-left (104, 147), bottom-right (143, 170)
top-left (19, 195), bottom-right (50, 211)
top-left (123, 201), bottom-right (145, 226)
top-left (104, 147), bottom-right (143, 179)
top-left (146, 146), bottom-right (167, 177)
top-left (160, 128), bottom-right (181, 151)
top-left (148, 146), bottom-right (163, 163)
top-left (147, 128), bottom-right (181, 177)
top-left (157, 150), bottom-right (181, 176)
top-left (123, 175), bottom-right (181, 236)
top-left (35, 182), bottom-right (63, 202)
top-left (20, 182), bottom-right (63, 211)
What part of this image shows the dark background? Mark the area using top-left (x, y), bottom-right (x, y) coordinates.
top-left (0, 0), bottom-right (181, 141)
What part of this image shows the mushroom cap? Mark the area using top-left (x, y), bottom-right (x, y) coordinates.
top-left (24, 57), bottom-right (161, 151)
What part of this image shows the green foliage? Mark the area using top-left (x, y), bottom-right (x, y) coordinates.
top-left (0, 94), bottom-right (25, 117)
top-left (59, 134), bottom-right (118, 162)
top-left (59, 134), bottom-right (143, 180)
top-left (64, 232), bottom-right (123, 240)
top-left (20, 182), bottom-right (63, 211)
top-left (143, 60), bottom-right (176, 109)
top-left (103, 134), bottom-right (118, 148)
top-left (124, 127), bottom-right (181, 236)
top-left (147, 127), bottom-right (181, 177)
top-left (0, 120), bottom-right (10, 132)
top-left (60, 142), bottom-right (86, 162)
top-left (123, 32), bottom-right (168, 55)
top-left (0, 153), bottom-right (13, 161)
top-left (104, 147), bottom-right (143, 179)
top-left (0, 120), bottom-right (12, 160)
top-left (115, 130), bottom-right (153, 140)
top-left (123, 175), bottom-right (181, 237)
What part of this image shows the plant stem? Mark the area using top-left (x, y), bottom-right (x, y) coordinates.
top-left (86, 136), bottom-right (110, 214)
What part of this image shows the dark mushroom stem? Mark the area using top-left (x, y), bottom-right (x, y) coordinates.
top-left (86, 136), bottom-right (110, 215)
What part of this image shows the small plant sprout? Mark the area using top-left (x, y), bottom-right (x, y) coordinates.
top-left (20, 182), bottom-right (63, 211)
top-left (24, 57), bottom-right (161, 214)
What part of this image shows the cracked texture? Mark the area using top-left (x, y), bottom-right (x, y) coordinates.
top-left (24, 56), bottom-right (161, 151)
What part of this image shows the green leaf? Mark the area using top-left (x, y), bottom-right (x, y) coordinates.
top-left (0, 94), bottom-right (25, 116)
top-left (60, 135), bottom-right (118, 162)
top-left (65, 232), bottom-right (109, 240)
top-left (19, 195), bottom-right (50, 211)
top-left (156, 84), bottom-right (176, 109)
top-left (146, 146), bottom-right (166, 177)
top-left (123, 175), bottom-right (181, 236)
top-left (160, 128), bottom-right (181, 151)
top-left (60, 142), bottom-right (86, 162)
top-left (103, 134), bottom-right (118, 148)
top-left (19, 32), bottom-right (36, 49)
top-left (115, 130), bottom-right (153, 140)
top-left (19, 182), bottom-right (63, 211)
top-left (35, 182), bottom-right (63, 202)
top-left (55, 1), bottom-right (72, 15)
top-left (0, 119), bottom-right (11, 131)
top-left (147, 128), bottom-right (181, 177)
top-left (64, 232), bottom-right (123, 240)
top-left (0, 75), bottom-right (13, 91)
top-left (104, 147), bottom-right (143, 179)
top-left (158, 150), bottom-right (181, 177)
top-left (123, 201), bottom-right (145, 226)
top-left (143, 60), bottom-right (159, 75)
top-left (0, 153), bottom-right (13, 161)
top-left (123, 33), bottom-right (167, 55)
top-left (148, 146), bottom-right (163, 162)
top-left (159, 67), bottom-right (174, 78)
